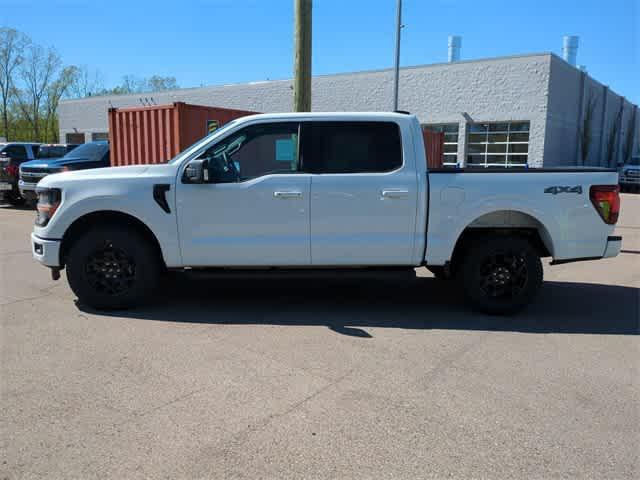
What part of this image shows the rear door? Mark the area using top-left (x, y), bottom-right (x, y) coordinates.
top-left (303, 121), bottom-right (418, 265)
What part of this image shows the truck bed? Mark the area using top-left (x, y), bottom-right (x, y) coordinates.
top-left (425, 167), bottom-right (620, 266)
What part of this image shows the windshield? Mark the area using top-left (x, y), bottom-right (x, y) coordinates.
top-left (628, 157), bottom-right (640, 166)
top-left (63, 142), bottom-right (108, 161)
top-left (168, 120), bottom-right (240, 164)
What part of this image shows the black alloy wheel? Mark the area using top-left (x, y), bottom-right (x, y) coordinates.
top-left (478, 252), bottom-right (528, 299)
top-left (85, 242), bottom-right (137, 296)
top-left (458, 235), bottom-right (543, 315)
top-left (66, 225), bottom-right (161, 310)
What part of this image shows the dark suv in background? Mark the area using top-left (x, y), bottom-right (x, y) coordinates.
top-left (19, 141), bottom-right (110, 203)
top-left (0, 142), bottom-right (40, 205)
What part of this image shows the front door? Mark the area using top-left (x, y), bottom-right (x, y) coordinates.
top-left (176, 122), bottom-right (311, 266)
top-left (303, 121), bottom-right (418, 265)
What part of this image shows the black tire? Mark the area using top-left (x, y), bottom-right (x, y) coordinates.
top-left (426, 266), bottom-right (448, 280)
top-left (66, 225), bottom-right (161, 310)
top-left (457, 235), bottom-right (543, 315)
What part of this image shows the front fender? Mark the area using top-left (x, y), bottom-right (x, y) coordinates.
top-left (35, 182), bottom-right (182, 267)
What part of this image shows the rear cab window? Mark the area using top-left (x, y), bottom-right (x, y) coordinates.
top-left (64, 142), bottom-right (109, 162)
top-left (38, 146), bottom-right (68, 159)
top-left (301, 121), bottom-right (403, 174)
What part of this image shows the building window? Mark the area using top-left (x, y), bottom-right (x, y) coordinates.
top-left (66, 133), bottom-right (85, 144)
top-left (466, 122), bottom-right (530, 167)
top-left (91, 132), bottom-right (109, 141)
top-left (423, 124), bottom-right (459, 166)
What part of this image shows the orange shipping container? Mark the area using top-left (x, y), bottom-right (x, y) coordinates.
top-left (422, 129), bottom-right (445, 169)
top-left (108, 102), bottom-right (258, 167)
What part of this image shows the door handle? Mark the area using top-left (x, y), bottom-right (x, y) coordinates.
top-left (274, 191), bottom-right (303, 199)
top-left (381, 189), bottom-right (409, 199)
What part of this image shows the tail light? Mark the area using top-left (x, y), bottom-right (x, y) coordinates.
top-left (589, 185), bottom-right (620, 225)
top-left (36, 187), bottom-right (62, 227)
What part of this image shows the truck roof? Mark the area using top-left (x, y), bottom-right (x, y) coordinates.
top-left (238, 111), bottom-right (418, 122)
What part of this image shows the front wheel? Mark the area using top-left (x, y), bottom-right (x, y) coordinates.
top-left (426, 266), bottom-right (448, 280)
top-left (66, 225), bottom-right (161, 310)
top-left (458, 235), bottom-right (543, 315)
top-left (5, 191), bottom-right (25, 206)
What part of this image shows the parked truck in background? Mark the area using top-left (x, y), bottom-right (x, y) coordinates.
top-left (0, 142), bottom-right (39, 205)
top-left (619, 155), bottom-right (640, 192)
top-left (30, 112), bottom-right (622, 314)
top-left (19, 141), bottom-right (109, 204)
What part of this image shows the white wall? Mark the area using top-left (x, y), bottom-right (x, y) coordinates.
top-left (58, 53), bottom-right (553, 166)
top-left (545, 55), bottom-right (639, 167)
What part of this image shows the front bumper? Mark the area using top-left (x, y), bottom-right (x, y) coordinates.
top-left (18, 180), bottom-right (39, 200)
top-left (31, 233), bottom-right (62, 267)
top-left (0, 180), bottom-right (16, 197)
top-left (603, 235), bottom-right (622, 259)
top-left (620, 177), bottom-right (640, 185)
top-left (550, 236), bottom-right (622, 265)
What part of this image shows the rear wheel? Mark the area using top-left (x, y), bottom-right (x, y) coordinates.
top-left (457, 235), bottom-right (543, 315)
top-left (66, 225), bottom-right (161, 310)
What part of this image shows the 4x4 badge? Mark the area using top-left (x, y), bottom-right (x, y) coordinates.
top-left (544, 185), bottom-right (583, 195)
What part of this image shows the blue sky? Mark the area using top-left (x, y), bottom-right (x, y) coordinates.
top-left (3, 0), bottom-right (639, 102)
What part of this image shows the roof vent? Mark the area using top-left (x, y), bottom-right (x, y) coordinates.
top-left (448, 35), bottom-right (462, 62)
top-left (562, 35), bottom-right (579, 66)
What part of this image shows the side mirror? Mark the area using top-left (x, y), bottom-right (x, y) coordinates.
top-left (184, 159), bottom-right (209, 183)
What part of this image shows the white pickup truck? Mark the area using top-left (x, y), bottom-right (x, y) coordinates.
top-left (31, 112), bottom-right (622, 314)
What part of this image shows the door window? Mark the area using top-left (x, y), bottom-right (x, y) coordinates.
top-left (2, 145), bottom-right (28, 160)
top-left (302, 122), bottom-right (402, 174)
top-left (198, 122), bottom-right (300, 183)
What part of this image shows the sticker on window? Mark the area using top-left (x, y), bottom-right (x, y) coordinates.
top-left (275, 138), bottom-right (295, 162)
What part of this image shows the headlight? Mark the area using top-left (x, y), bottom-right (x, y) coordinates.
top-left (36, 187), bottom-right (62, 227)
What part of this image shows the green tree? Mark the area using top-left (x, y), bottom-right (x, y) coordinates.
top-left (0, 27), bottom-right (29, 140)
top-left (16, 43), bottom-right (61, 140)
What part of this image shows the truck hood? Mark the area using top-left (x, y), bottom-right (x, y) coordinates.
top-left (37, 162), bottom-right (178, 189)
top-left (21, 157), bottom-right (94, 170)
top-left (38, 164), bottom-right (152, 188)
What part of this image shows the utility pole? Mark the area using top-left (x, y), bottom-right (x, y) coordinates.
top-left (293, 0), bottom-right (312, 112)
top-left (392, 0), bottom-right (402, 111)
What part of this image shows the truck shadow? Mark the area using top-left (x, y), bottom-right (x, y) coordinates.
top-left (79, 274), bottom-right (639, 337)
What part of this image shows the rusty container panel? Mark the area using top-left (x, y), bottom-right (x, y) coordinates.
top-left (422, 129), bottom-right (445, 169)
top-left (108, 102), bottom-right (257, 167)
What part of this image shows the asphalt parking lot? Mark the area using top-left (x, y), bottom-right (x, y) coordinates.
top-left (1, 195), bottom-right (638, 479)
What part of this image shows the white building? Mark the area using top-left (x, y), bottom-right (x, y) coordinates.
top-left (58, 50), bottom-right (639, 169)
